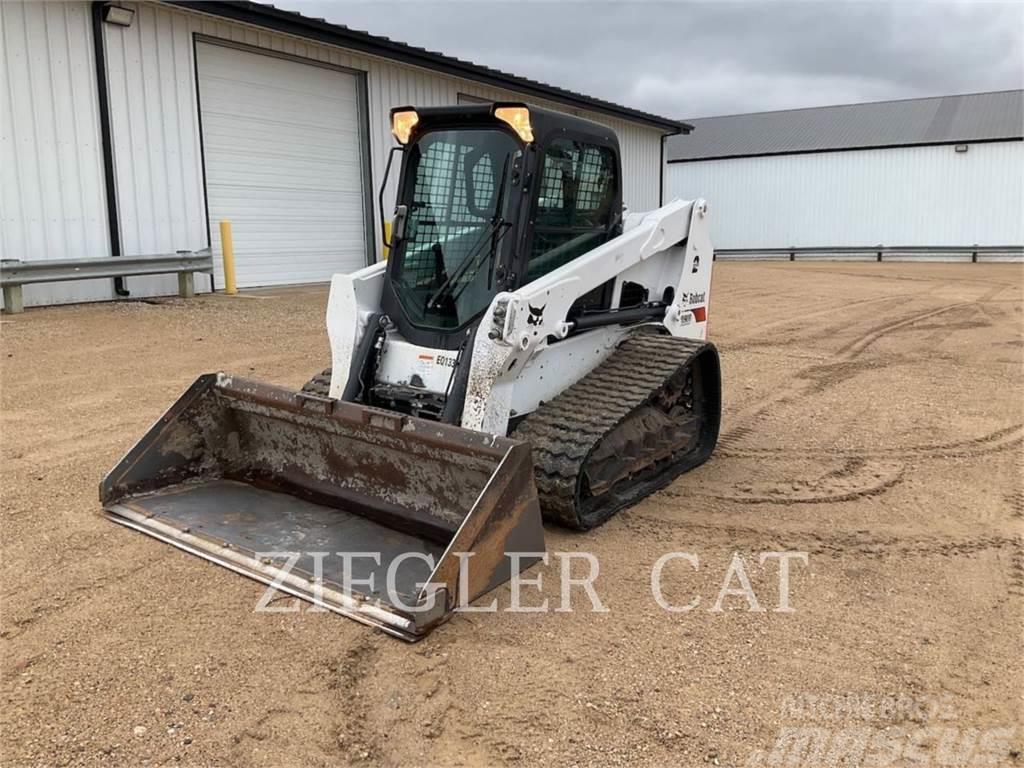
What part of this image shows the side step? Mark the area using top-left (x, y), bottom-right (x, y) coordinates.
top-left (100, 373), bottom-right (544, 640)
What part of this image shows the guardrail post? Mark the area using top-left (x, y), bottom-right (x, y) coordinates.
top-left (2, 284), bottom-right (24, 314)
top-left (175, 249), bottom-right (195, 298)
top-left (971, 244), bottom-right (978, 263)
top-left (220, 220), bottom-right (237, 295)
top-left (177, 272), bottom-right (195, 298)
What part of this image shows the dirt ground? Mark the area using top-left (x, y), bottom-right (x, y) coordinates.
top-left (1, 262), bottom-right (1022, 767)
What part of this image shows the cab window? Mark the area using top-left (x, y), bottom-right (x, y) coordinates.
top-left (526, 139), bottom-right (618, 282)
top-left (392, 129), bottom-right (518, 330)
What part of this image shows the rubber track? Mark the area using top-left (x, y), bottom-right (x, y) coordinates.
top-left (301, 368), bottom-right (332, 397)
top-left (513, 334), bottom-right (714, 529)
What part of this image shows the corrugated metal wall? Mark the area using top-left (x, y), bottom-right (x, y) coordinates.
top-left (102, 2), bottom-right (208, 299)
top-left (664, 142), bottom-right (1024, 249)
top-left (2, 0), bottom-right (666, 306)
top-left (1, 1), bottom-right (112, 308)
top-left (100, 0), bottom-right (666, 296)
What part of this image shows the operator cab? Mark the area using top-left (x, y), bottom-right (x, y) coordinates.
top-left (348, 103), bottom-right (625, 423)
top-left (381, 103), bottom-right (624, 350)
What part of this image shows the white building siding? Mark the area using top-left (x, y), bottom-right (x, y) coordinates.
top-left (102, 2), bottom-right (208, 298)
top-left (0, 1), bottom-right (111, 308)
top-left (664, 141), bottom-right (1024, 249)
top-left (99, 1), bottom-right (665, 292)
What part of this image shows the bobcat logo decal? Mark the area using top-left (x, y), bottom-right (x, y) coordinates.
top-left (526, 304), bottom-right (545, 326)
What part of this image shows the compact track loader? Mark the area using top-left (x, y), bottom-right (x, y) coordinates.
top-left (102, 103), bottom-right (721, 639)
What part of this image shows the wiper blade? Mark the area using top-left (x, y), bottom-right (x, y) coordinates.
top-left (447, 220), bottom-right (512, 305)
top-left (424, 226), bottom-right (493, 311)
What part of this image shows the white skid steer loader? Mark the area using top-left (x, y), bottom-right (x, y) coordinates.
top-left (101, 103), bottom-right (721, 640)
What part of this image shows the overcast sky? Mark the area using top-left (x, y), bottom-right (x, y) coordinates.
top-left (279, 1), bottom-right (1023, 119)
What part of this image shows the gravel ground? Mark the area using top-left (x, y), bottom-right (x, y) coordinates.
top-left (1, 262), bottom-right (1022, 767)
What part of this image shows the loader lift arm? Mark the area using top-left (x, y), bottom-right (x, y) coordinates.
top-left (461, 196), bottom-right (712, 435)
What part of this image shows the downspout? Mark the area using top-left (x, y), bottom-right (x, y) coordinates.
top-left (91, 1), bottom-right (129, 297)
top-left (659, 133), bottom-right (666, 206)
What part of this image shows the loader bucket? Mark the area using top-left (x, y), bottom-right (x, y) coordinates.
top-left (100, 373), bottom-right (544, 640)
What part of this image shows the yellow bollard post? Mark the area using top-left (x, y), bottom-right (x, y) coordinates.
top-left (382, 220), bottom-right (392, 261)
top-left (219, 220), bottom-right (238, 295)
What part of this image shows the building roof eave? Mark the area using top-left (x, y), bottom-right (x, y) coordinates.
top-left (164, 0), bottom-right (691, 135)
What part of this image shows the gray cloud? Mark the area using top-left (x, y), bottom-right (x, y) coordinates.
top-left (280, 1), bottom-right (1024, 118)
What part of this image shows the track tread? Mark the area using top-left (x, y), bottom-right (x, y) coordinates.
top-left (300, 368), bottom-right (332, 397)
top-left (513, 334), bottom-right (718, 528)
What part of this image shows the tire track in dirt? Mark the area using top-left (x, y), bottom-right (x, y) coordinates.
top-left (794, 354), bottom-right (909, 395)
top-left (618, 511), bottom-right (1021, 561)
top-left (834, 301), bottom-right (984, 358)
top-left (709, 285), bottom-right (1015, 506)
top-left (726, 299), bottom-right (985, 426)
top-left (720, 423), bottom-right (1024, 461)
top-left (1008, 491), bottom-right (1024, 519)
top-left (222, 636), bottom-right (386, 762)
top-left (703, 459), bottom-right (905, 505)
top-left (1008, 545), bottom-right (1024, 598)
top-left (708, 424), bottom-right (1020, 508)
top-left (323, 635), bottom-right (387, 761)
top-left (727, 282), bottom-right (1007, 420)
top-left (725, 288), bottom-right (936, 353)
top-left (0, 550), bottom-right (174, 641)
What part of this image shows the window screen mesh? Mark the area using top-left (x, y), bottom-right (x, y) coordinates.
top-left (402, 140), bottom-right (495, 289)
top-left (390, 128), bottom-right (517, 330)
top-left (528, 139), bottom-right (617, 281)
top-left (575, 146), bottom-right (614, 213)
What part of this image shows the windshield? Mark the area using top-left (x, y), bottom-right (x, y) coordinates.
top-left (392, 129), bottom-right (519, 330)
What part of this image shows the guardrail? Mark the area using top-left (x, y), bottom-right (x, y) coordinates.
top-left (0, 249), bottom-right (213, 314)
top-left (713, 245), bottom-right (1023, 263)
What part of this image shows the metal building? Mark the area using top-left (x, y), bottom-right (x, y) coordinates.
top-left (1, 1), bottom-right (685, 308)
top-left (664, 91), bottom-right (1024, 252)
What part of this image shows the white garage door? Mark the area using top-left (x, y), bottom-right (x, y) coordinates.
top-left (196, 42), bottom-right (368, 288)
